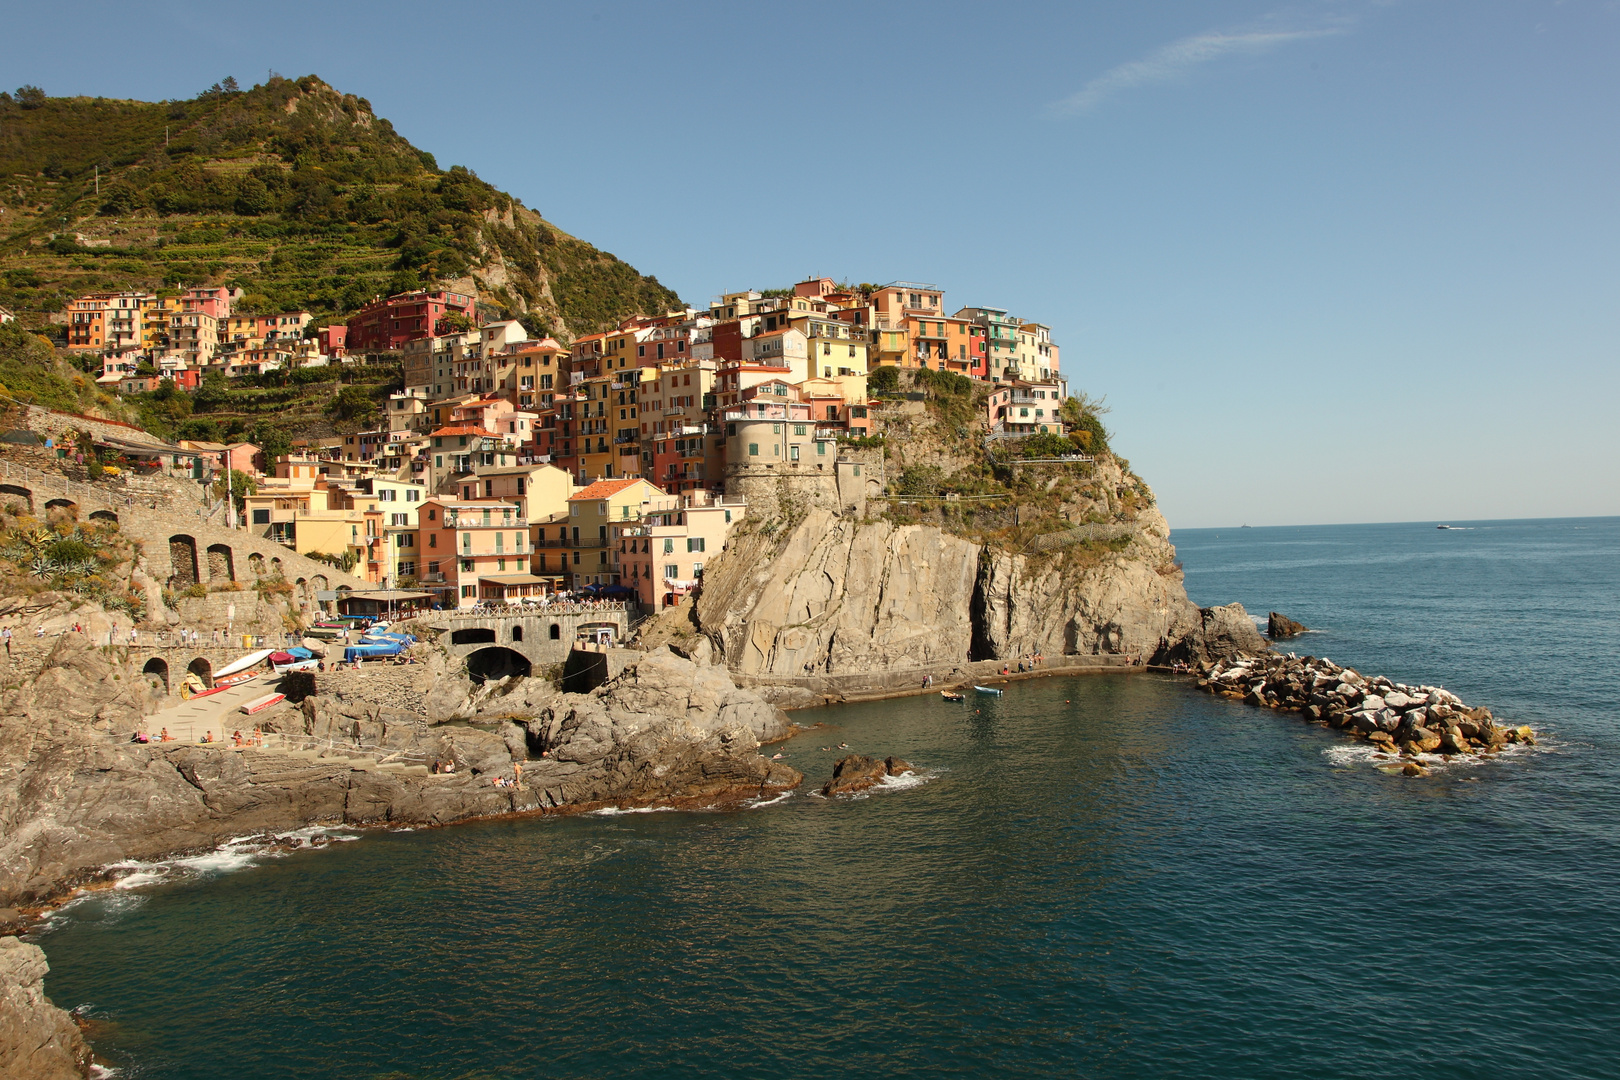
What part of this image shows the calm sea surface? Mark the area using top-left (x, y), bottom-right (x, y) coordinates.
top-left (36, 517), bottom-right (1620, 1079)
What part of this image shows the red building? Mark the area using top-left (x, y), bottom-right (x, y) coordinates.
top-left (345, 290), bottom-right (475, 353)
top-left (318, 324), bottom-right (348, 357)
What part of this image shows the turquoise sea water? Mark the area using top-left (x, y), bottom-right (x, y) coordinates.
top-left (35, 517), bottom-right (1620, 1079)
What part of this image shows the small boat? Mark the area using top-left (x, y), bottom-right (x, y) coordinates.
top-left (269, 648), bottom-right (319, 674)
top-left (190, 673), bottom-right (256, 699)
top-left (214, 649), bottom-right (275, 680)
top-left (973, 685), bottom-right (1004, 696)
top-left (241, 692), bottom-right (286, 715)
top-left (1437, 524), bottom-right (1455, 530)
top-left (940, 691), bottom-right (965, 702)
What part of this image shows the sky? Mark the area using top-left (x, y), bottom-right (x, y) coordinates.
top-left (5, 0), bottom-right (1618, 527)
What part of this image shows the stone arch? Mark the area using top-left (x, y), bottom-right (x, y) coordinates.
top-left (451, 627), bottom-right (496, 646)
top-left (247, 552), bottom-right (265, 577)
top-left (312, 574), bottom-right (330, 593)
top-left (168, 535), bottom-right (200, 588)
top-left (205, 543), bottom-right (235, 582)
top-left (89, 509), bottom-right (118, 526)
top-left (44, 498), bottom-right (76, 514)
top-left (0, 484), bottom-right (32, 512)
top-left (142, 656), bottom-right (169, 692)
top-left (272, 557), bottom-right (283, 575)
top-left (186, 656), bottom-right (213, 689)
top-left (465, 646), bottom-right (531, 683)
top-left (549, 623), bottom-right (561, 640)
top-left (511, 625), bottom-right (523, 642)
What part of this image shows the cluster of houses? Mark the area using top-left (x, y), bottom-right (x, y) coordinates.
top-left (60, 277), bottom-right (1071, 610)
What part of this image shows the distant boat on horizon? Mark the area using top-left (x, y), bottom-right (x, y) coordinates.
top-left (1438, 524), bottom-right (1456, 530)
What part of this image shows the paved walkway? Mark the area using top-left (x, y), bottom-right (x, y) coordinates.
top-left (143, 679), bottom-right (275, 743)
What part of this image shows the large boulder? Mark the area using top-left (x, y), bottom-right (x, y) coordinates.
top-left (820, 754), bottom-right (914, 796)
top-left (1267, 612), bottom-right (1309, 638)
top-left (1180, 603), bottom-right (1269, 661)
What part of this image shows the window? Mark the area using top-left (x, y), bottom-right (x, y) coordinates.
top-left (251, 509), bottom-right (270, 524)
top-left (663, 538), bottom-right (674, 554)
top-left (462, 585), bottom-right (476, 598)
top-left (817, 440), bottom-right (827, 456)
top-left (793, 424), bottom-right (806, 436)
top-left (664, 564), bottom-right (679, 579)
top-left (462, 534), bottom-right (472, 553)
top-left (687, 537), bottom-right (705, 553)
top-left (748, 442), bottom-right (759, 456)
top-left (461, 559), bottom-right (474, 572)
top-left (790, 444), bottom-right (799, 461)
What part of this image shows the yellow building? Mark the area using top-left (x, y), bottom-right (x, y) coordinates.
top-left (563, 477), bottom-right (666, 588)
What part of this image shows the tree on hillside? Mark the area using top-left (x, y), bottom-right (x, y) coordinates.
top-left (212, 469), bottom-right (257, 514)
top-left (435, 311), bottom-right (472, 335)
top-left (329, 383), bottom-right (377, 425)
top-left (15, 85), bottom-right (45, 109)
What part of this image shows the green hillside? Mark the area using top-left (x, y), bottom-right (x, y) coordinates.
top-left (0, 76), bottom-right (682, 338)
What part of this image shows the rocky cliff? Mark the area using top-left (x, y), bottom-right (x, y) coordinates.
top-left (689, 498), bottom-right (1260, 693)
top-left (0, 938), bottom-right (90, 1080)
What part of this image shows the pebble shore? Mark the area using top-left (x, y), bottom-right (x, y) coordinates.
top-left (1197, 652), bottom-right (1537, 775)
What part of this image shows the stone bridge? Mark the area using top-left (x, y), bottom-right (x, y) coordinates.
top-left (0, 457), bottom-right (366, 620)
top-left (423, 605), bottom-right (633, 682)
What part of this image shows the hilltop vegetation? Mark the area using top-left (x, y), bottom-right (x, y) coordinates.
top-left (0, 76), bottom-right (682, 336)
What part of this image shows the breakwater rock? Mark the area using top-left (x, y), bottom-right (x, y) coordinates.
top-left (1198, 652), bottom-right (1537, 766)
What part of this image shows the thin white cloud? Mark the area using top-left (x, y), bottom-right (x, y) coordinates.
top-left (1050, 22), bottom-right (1347, 116)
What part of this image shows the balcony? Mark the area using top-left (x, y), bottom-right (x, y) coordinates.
top-left (444, 515), bottom-right (529, 529)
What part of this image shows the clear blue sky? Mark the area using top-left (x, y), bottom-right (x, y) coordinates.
top-left (8, 0), bottom-right (1618, 527)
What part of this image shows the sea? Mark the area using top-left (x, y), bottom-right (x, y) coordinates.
top-left (32, 517), bottom-right (1620, 1079)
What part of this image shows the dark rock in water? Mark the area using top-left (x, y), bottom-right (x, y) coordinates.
top-left (821, 755), bottom-right (888, 796)
top-left (1268, 612), bottom-right (1309, 638)
top-left (821, 754), bottom-right (914, 796)
top-left (1402, 762), bottom-right (1426, 776)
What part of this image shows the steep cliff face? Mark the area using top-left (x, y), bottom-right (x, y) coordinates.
top-left (693, 498), bottom-right (1240, 681)
top-left (0, 938), bottom-right (90, 1080)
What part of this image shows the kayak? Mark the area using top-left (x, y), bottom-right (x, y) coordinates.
top-left (973, 685), bottom-right (1004, 696)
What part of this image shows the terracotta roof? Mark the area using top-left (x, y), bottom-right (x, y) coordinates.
top-left (429, 426), bottom-right (499, 438)
top-left (569, 478), bottom-right (653, 502)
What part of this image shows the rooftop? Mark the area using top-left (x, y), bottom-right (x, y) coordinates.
top-left (569, 478), bottom-right (651, 502)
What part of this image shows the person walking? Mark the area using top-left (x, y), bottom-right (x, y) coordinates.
top-left (2, 626), bottom-right (11, 659)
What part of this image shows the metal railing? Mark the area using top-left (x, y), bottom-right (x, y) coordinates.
top-left (427, 600), bottom-right (629, 620)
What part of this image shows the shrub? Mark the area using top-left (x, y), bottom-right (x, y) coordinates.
top-left (867, 366), bottom-right (899, 393)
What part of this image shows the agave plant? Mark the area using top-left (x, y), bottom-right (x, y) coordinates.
top-left (28, 555), bottom-right (60, 580)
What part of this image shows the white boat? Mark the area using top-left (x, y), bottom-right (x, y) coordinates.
top-left (213, 649), bottom-right (275, 680)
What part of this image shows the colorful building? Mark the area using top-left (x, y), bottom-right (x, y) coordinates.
top-left (345, 289), bottom-right (475, 353)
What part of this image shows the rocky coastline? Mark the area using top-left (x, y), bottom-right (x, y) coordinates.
top-left (1197, 651), bottom-right (1536, 773)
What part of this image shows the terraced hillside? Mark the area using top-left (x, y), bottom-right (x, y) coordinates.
top-left (0, 76), bottom-right (682, 336)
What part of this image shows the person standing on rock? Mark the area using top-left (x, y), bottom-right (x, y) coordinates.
top-left (514, 762), bottom-right (523, 790)
top-left (2, 626), bottom-right (11, 658)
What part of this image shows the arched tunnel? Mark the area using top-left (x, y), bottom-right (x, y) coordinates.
top-left (465, 646), bottom-right (532, 684)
